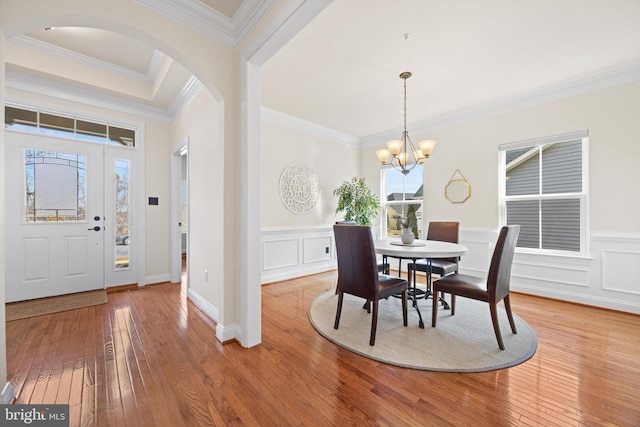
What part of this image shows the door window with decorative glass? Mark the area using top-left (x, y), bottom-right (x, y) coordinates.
top-left (24, 149), bottom-right (86, 222)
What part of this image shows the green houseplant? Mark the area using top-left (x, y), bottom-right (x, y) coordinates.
top-left (333, 177), bottom-right (380, 226)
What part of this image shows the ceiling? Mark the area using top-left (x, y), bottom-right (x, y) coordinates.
top-left (5, 0), bottom-right (640, 139)
top-left (262, 0), bottom-right (640, 139)
top-left (7, 27), bottom-right (193, 120)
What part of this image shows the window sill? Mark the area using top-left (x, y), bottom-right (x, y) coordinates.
top-left (514, 249), bottom-right (593, 264)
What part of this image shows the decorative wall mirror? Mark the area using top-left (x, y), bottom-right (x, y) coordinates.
top-left (445, 169), bottom-right (471, 203)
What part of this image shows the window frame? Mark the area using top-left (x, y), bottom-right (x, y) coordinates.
top-left (380, 164), bottom-right (424, 239)
top-left (498, 130), bottom-right (589, 256)
top-left (5, 103), bottom-right (137, 147)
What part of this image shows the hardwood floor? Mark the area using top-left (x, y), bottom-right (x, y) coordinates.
top-left (6, 271), bottom-right (640, 426)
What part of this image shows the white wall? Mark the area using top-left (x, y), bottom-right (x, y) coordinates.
top-left (0, 30), bottom-right (8, 401)
top-left (171, 88), bottom-right (224, 324)
top-left (259, 111), bottom-right (361, 283)
top-left (360, 80), bottom-right (640, 313)
top-left (357, 81), bottom-right (640, 232)
top-left (143, 120), bottom-right (173, 281)
top-left (259, 79), bottom-right (640, 313)
top-left (407, 81), bottom-right (640, 232)
top-left (260, 116), bottom-right (360, 227)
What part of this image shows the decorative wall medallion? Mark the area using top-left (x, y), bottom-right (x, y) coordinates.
top-left (278, 163), bottom-right (319, 214)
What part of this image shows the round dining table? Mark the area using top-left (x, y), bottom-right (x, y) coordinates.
top-left (374, 238), bottom-right (468, 328)
top-left (375, 239), bottom-right (468, 260)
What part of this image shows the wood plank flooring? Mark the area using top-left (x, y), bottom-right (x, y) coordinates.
top-left (6, 270), bottom-right (640, 426)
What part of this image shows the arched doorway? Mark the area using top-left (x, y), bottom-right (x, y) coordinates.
top-left (0, 6), bottom-right (232, 348)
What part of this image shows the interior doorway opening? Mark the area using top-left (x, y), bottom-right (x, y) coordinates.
top-left (171, 143), bottom-right (188, 287)
top-left (180, 148), bottom-right (188, 287)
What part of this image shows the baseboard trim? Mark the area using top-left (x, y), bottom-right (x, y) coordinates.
top-left (186, 288), bottom-right (219, 323)
top-left (144, 274), bottom-right (171, 285)
top-left (512, 284), bottom-right (640, 315)
top-left (1, 382), bottom-right (15, 404)
top-left (216, 323), bottom-right (241, 344)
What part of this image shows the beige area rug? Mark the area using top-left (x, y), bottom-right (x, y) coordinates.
top-left (6, 290), bottom-right (108, 321)
top-left (309, 290), bottom-right (537, 372)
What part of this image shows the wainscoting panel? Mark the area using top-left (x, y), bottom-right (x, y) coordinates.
top-left (261, 227), bottom-right (640, 314)
top-left (303, 236), bottom-right (332, 264)
top-left (263, 239), bottom-right (299, 271)
top-left (511, 253), bottom-right (591, 293)
top-left (262, 227), bottom-right (336, 284)
top-left (513, 255), bottom-right (591, 289)
top-left (511, 233), bottom-right (640, 313)
top-left (601, 249), bottom-right (640, 295)
top-left (458, 228), bottom-right (497, 276)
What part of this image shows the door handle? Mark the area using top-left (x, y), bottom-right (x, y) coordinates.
top-left (88, 226), bottom-right (101, 231)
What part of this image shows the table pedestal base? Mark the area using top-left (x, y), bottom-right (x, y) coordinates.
top-left (385, 255), bottom-right (450, 329)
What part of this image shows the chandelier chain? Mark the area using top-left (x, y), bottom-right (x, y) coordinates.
top-left (403, 76), bottom-right (407, 134)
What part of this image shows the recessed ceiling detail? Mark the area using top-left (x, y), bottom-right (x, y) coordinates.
top-left (11, 34), bottom-right (163, 84)
top-left (134, 0), bottom-right (277, 47)
top-left (6, 26), bottom-right (201, 122)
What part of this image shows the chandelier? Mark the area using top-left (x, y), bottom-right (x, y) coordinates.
top-left (376, 71), bottom-right (436, 175)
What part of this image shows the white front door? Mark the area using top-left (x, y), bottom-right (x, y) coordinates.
top-left (5, 132), bottom-right (105, 302)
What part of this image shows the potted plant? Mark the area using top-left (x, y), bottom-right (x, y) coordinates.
top-left (392, 214), bottom-right (410, 230)
top-left (333, 177), bottom-right (380, 226)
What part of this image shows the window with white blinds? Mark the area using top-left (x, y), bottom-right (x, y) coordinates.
top-left (499, 131), bottom-right (588, 254)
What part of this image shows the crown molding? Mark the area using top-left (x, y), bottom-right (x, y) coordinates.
top-left (233, 0), bottom-right (280, 43)
top-left (168, 75), bottom-right (204, 117)
top-left (147, 50), bottom-right (167, 83)
top-left (361, 60), bottom-right (640, 146)
top-left (263, 60), bottom-right (640, 148)
top-left (10, 35), bottom-right (157, 84)
top-left (6, 67), bottom-right (176, 122)
top-left (241, 0), bottom-right (332, 66)
top-left (261, 107), bottom-right (360, 146)
top-left (10, 35), bottom-right (189, 113)
top-left (134, 0), bottom-right (277, 48)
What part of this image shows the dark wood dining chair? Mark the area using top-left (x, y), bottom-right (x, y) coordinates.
top-left (407, 222), bottom-right (459, 302)
top-left (333, 224), bottom-right (408, 346)
top-left (335, 221), bottom-right (388, 274)
top-left (431, 225), bottom-right (520, 350)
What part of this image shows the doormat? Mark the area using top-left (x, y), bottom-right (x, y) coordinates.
top-left (5, 290), bottom-right (108, 321)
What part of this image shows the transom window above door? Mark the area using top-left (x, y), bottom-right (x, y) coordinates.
top-left (4, 105), bottom-right (136, 147)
